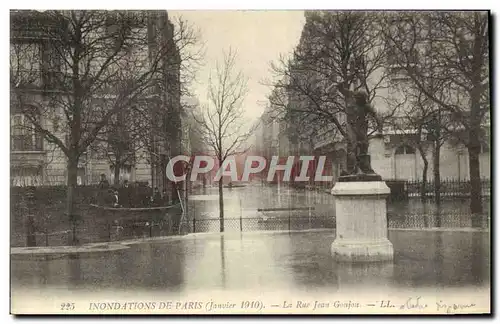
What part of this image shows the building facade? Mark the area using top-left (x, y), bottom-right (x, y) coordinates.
top-left (276, 11), bottom-right (491, 184)
top-left (10, 10), bottom-right (184, 189)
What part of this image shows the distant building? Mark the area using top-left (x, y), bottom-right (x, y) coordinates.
top-left (368, 128), bottom-right (490, 181)
top-left (281, 11), bottom-right (491, 184)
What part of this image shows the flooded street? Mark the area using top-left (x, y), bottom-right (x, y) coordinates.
top-left (10, 183), bottom-right (491, 297)
top-left (10, 182), bottom-right (490, 247)
top-left (9, 9), bottom-right (491, 315)
top-left (183, 183), bottom-right (490, 232)
top-left (11, 229), bottom-right (490, 295)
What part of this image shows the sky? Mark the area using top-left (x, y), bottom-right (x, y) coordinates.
top-left (170, 10), bottom-right (305, 122)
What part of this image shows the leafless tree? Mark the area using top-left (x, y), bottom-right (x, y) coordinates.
top-left (97, 16), bottom-right (203, 188)
top-left (267, 11), bottom-right (398, 160)
top-left (91, 102), bottom-right (144, 185)
top-left (192, 48), bottom-right (256, 232)
top-left (10, 10), bottom-right (198, 244)
top-left (383, 11), bottom-right (489, 214)
top-left (386, 88), bottom-right (454, 201)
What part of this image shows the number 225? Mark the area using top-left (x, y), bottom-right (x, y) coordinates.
top-left (60, 303), bottom-right (75, 311)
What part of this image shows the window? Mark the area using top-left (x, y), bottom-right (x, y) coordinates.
top-left (77, 167), bottom-right (86, 186)
top-left (395, 144), bottom-right (416, 155)
top-left (10, 43), bottom-right (42, 87)
top-left (110, 165), bottom-right (132, 184)
top-left (11, 114), bottom-right (43, 151)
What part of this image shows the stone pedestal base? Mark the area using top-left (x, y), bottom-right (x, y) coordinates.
top-left (330, 181), bottom-right (393, 262)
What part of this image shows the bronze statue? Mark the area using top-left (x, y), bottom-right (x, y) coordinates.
top-left (337, 85), bottom-right (383, 181)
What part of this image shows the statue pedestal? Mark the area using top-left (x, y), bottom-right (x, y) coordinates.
top-left (330, 181), bottom-right (393, 262)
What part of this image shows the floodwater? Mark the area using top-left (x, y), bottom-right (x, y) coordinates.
top-left (184, 183), bottom-right (490, 231)
top-left (10, 183), bottom-right (491, 314)
top-left (11, 229), bottom-right (490, 294)
top-left (10, 183), bottom-right (490, 247)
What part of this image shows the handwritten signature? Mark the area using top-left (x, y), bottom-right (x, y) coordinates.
top-left (436, 300), bottom-right (476, 313)
top-left (398, 297), bottom-right (477, 313)
top-left (399, 297), bottom-right (427, 310)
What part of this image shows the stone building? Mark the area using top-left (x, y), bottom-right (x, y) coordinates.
top-left (278, 11), bottom-right (491, 184)
top-left (10, 10), bottom-right (184, 190)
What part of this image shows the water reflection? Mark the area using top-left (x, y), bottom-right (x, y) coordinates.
top-left (184, 184), bottom-right (490, 233)
top-left (471, 232), bottom-right (488, 285)
top-left (11, 230), bottom-right (489, 295)
top-left (68, 254), bottom-right (82, 290)
top-left (434, 230), bottom-right (444, 285)
top-left (389, 231), bottom-right (490, 288)
top-left (332, 262), bottom-right (395, 292)
top-left (11, 184), bottom-right (491, 248)
top-left (220, 235), bottom-right (226, 289)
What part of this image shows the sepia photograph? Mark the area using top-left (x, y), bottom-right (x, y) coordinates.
top-left (8, 6), bottom-right (491, 315)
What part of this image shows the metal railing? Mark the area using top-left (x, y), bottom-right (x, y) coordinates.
top-left (405, 178), bottom-right (491, 198)
top-left (384, 178), bottom-right (491, 199)
top-left (11, 209), bottom-right (491, 248)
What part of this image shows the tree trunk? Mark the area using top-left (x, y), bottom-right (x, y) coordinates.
top-left (218, 159), bottom-right (225, 232)
top-left (468, 17), bottom-right (485, 217)
top-left (418, 146), bottom-right (429, 201)
top-left (468, 143), bottom-right (483, 215)
top-left (114, 162), bottom-right (121, 186)
top-left (66, 154), bottom-right (79, 246)
top-left (433, 141), bottom-right (441, 205)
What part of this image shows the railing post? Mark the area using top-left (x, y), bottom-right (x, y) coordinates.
top-left (108, 222), bottom-right (112, 241)
top-left (72, 222), bottom-right (77, 246)
top-left (192, 202), bottom-right (196, 233)
top-left (288, 212), bottom-right (291, 232)
top-left (308, 206), bottom-right (311, 228)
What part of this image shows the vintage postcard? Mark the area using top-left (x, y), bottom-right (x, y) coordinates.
top-left (9, 9), bottom-right (491, 315)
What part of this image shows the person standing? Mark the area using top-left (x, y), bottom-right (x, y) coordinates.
top-left (113, 189), bottom-right (120, 207)
top-left (98, 173), bottom-right (110, 189)
top-left (151, 187), bottom-right (162, 207)
top-left (120, 180), bottom-right (132, 207)
top-left (96, 173), bottom-right (110, 205)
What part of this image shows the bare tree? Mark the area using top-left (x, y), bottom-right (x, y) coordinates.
top-left (386, 89), bottom-right (454, 201)
top-left (192, 48), bottom-right (256, 232)
top-left (91, 101), bottom-right (146, 185)
top-left (131, 16), bottom-right (204, 198)
top-left (383, 11), bottom-right (489, 215)
top-left (268, 11), bottom-right (397, 165)
top-left (10, 10), bottom-right (190, 244)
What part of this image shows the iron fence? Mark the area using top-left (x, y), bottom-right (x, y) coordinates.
top-left (179, 215), bottom-right (335, 234)
top-left (10, 182), bottom-right (491, 248)
top-left (387, 179), bottom-right (491, 199)
top-left (11, 209), bottom-right (490, 248)
top-left (10, 216), bottom-right (184, 248)
top-left (387, 212), bottom-right (490, 229)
